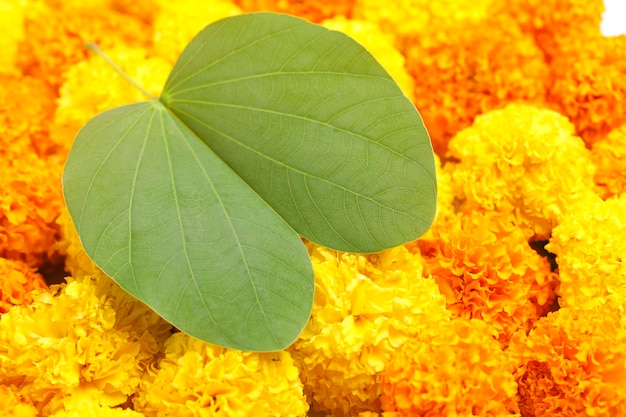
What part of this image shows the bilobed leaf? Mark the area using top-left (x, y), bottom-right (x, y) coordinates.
top-left (63, 101), bottom-right (314, 351)
top-left (161, 13), bottom-right (437, 253)
top-left (63, 12), bottom-right (437, 352)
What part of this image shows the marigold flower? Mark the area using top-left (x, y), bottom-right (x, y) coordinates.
top-left (18, 1), bottom-right (151, 88)
top-left (0, 75), bottom-right (58, 158)
top-left (0, 257), bottom-right (47, 314)
top-left (49, 403), bottom-right (145, 417)
top-left (0, 273), bottom-right (171, 415)
top-left (289, 242), bottom-right (449, 416)
top-left (0, 153), bottom-right (63, 266)
top-left (510, 305), bottom-right (626, 416)
top-left (591, 124), bottom-right (626, 199)
top-left (547, 193), bottom-right (626, 310)
top-left (0, 0), bottom-right (26, 76)
top-left (491, 0), bottom-right (604, 59)
top-left (321, 17), bottom-right (414, 100)
top-left (380, 318), bottom-right (519, 416)
top-left (151, 0), bottom-right (241, 64)
top-left (445, 103), bottom-right (597, 239)
top-left (234, 0), bottom-right (353, 23)
top-left (404, 17), bottom-right (549, 155)
top-left (133, 332), bottom-right (308, 417)
top-left (548, 35), bottom-right (626, 147)
top-left (412, 208), bottom-right (557, 345)
top-left (0, 384), bottom-right (38, 417)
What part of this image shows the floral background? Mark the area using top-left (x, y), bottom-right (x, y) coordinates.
top-left (1, 0), bottom-right (625, 416)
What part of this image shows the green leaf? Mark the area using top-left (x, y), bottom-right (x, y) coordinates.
top-left (63, 12), bottom-right (437, 352)
top-left (63, 101), bottom-right (314, 351)
top-left (161, 12), bottom-right (437, 253)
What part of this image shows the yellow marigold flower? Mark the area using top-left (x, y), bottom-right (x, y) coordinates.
top-left (0, 257), bottom-right (47, 314)
top-left (151, 0), bottom-right (241, 64)
top-left (321, 17), bottom-right (414, 100)
top-left (133, 332), bottom-right (308, 417)
top-left (547, 193), bottom-right (626, 310)
top-left (18, 1), bottom-right (151, 88)
top-left (445, 103), bottom-right (597, 239)
top-left (0, 384), bottom-right (38, 417)
top-left (0, 0), bottom-right (26, 76)
top-left (52, 45), bottom-right (171, 153)
top-left (510, 305), bottom-right (626, 416)
top-left (234, 0), bottom-right (352, 23)
top-left (380, 318), bottom-right (519, 416)
top-left (0, 75), bottom-right (58, 158)
top-left (412, 208), bottom-right (557, 345)
top-left (404, 17), bottom-right (549, 156)
top-left (0, 273), bottom-right (171, 415)
top-left (592, 124), bottom-right (626, 199)
top-left (548, 35), bottom-right (626, 147)
top-left (352, 0), bottom-right (494, 45)
top-left (289, 242), bottom-right (449, 416)
top-left (0, 153), bottom-right (63, 266)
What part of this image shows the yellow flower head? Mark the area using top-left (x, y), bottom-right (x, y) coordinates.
top-left (0, 273), bottom-right (171, 415)
top-left (289, 242), bottom-right (449, 416)
top-left (592, 123), bottom-right (626, 199)
top-left (511, 305), bottom-right (626, 416)
top-left (321, 17), bottom-right (414, 100)
top-left (380, 318), bottom-right (519, 416)
top-left (0, 0), bottom-right (26, 76)
top-left (0, 257), bottom-right (47, 314)
top-left (445, 103), bottom-right (597, 239)
top-left (0, 384), bottom-right (38, 417)
top-left (133, 332), bottom-right (308, 417)
top-left (151, 0), bottom-right (242, 64)
top-left (414, 208), bottom-right (557, 345)
top-left (547, 193), bottom-right (626, 310)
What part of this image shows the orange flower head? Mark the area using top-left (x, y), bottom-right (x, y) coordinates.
top-left (380, 318), bottom-right (519, 416)
top-left (511, 305), bottom-right (626, 416)
top-left (234, 0), bottom-right (354, 23)
top-left (0, 258), bottom-right (47, 314)
top-left (591, 124), bottom-right (626, 199)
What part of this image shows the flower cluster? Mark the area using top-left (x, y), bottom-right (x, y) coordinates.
top-left (2, 0), bottom-right (625, 415)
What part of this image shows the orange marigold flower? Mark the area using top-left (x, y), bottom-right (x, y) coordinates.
top-left (445, 103), bottom-right (597, 239)
top-left (491, 0), bottom-right (604, 60)
top-left (591, 124), bottom-right (626, 199)
top-left (547, 193), bottom-right (626, 310)
top-left (510, 305), bottom-right (626, 416)
top-left (404, 16), bottom-right (549, 156)
top-left (18, 1), bottom-right (152, 88)
top-left (0, 273), bottom-right (171, 415)
top-left (380, 318), bottom-right (519, 416)
top-left (0, 75), bottom-right (58, 158)
top-left (321, 16), bottom-right (414, 100)
top-left (133, 332), bottom-right (308, 417)
top-left (289, 242), bottom-right (449, 416)
top-left (0, 257), bottom-right (47, 314)
top-left (0, 153), bottom-right (63, 266)
top-left (234, 0), bottom-right (353, 23)
top-left (412, 208), bottom-right (557, 345)
top-left (548, 35), bottom-right (626, 147)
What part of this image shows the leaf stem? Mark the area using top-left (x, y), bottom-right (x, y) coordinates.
top-left (84, 42), bottom-right (157, 100)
